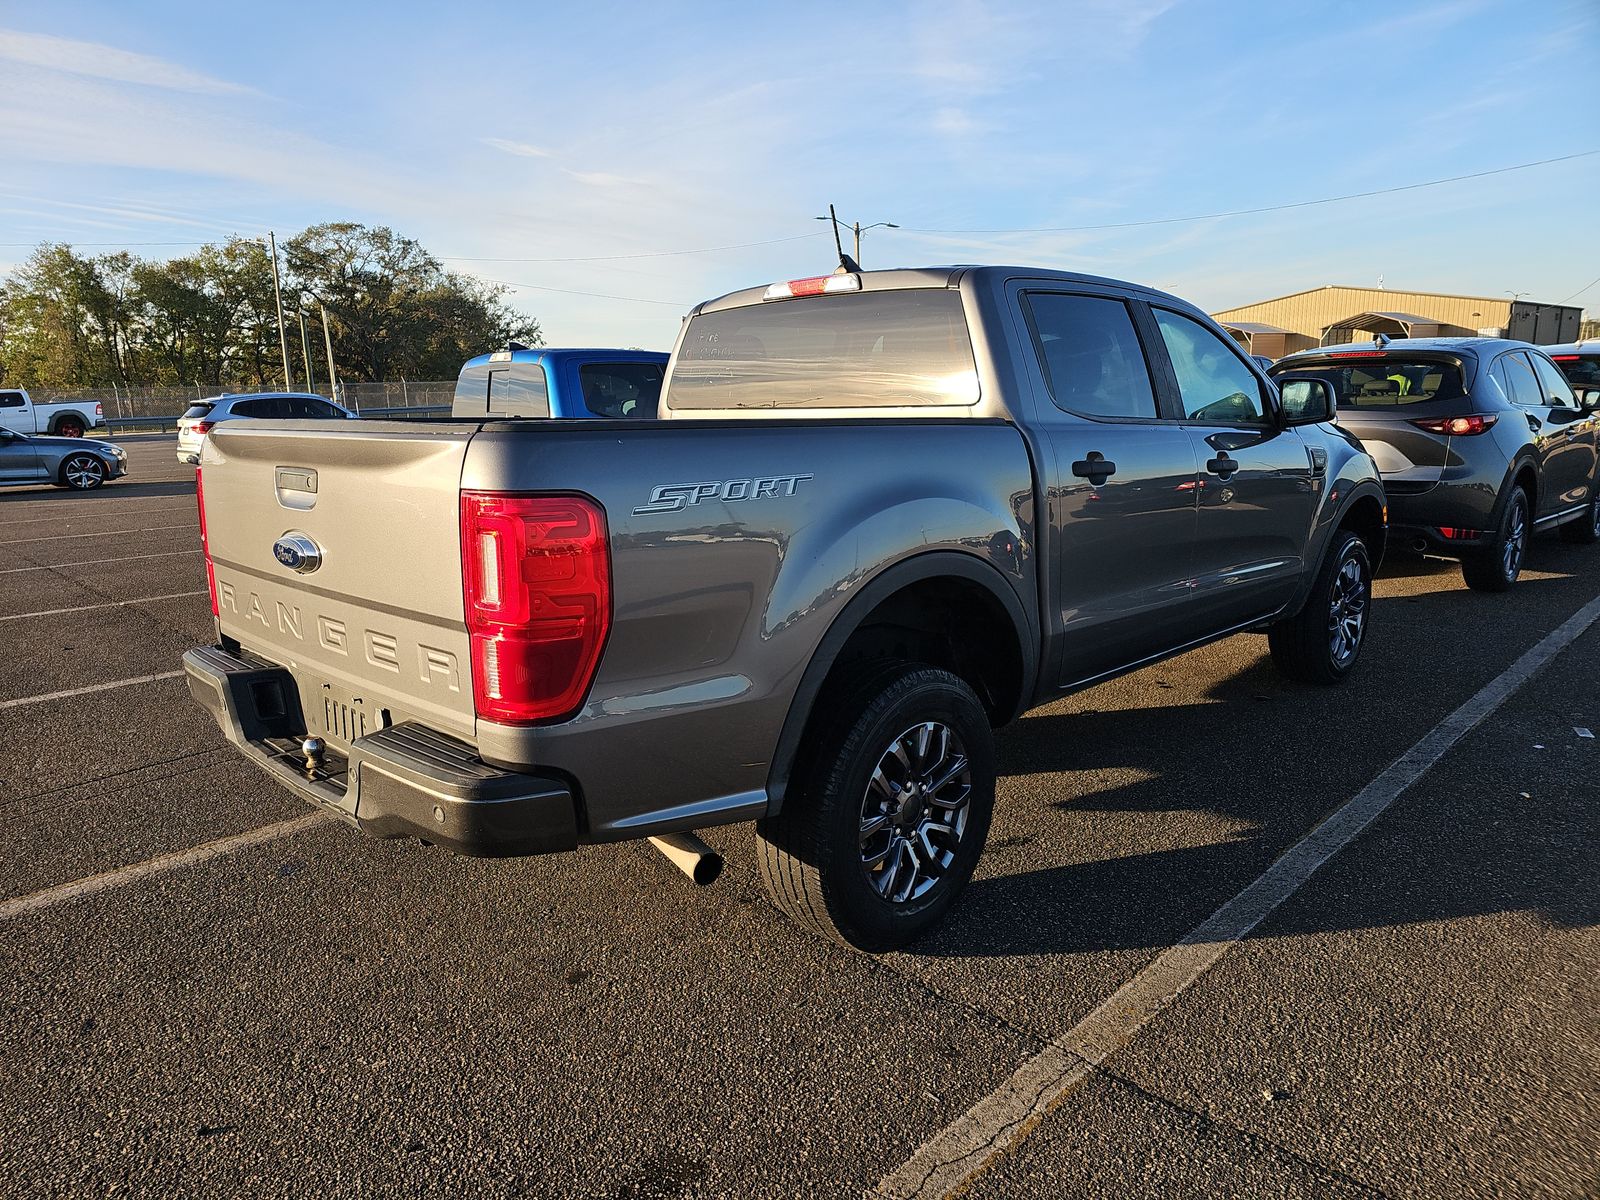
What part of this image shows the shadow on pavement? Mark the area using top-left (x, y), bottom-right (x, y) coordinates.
top-left (912, 562), bottom-right (1597, 959)
top-left (0, 479), bottom-right (195, 505)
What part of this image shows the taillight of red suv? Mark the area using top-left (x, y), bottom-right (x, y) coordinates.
top-left (459, 492), bottom-right (611, 725)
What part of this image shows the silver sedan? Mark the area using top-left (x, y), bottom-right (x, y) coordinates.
top-left (0, 428), bottom-right (129, 490)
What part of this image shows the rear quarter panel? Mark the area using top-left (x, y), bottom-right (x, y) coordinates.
top-left (462, 419), bottom-right (1036, 840)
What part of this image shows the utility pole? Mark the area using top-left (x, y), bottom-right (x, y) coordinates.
top-left (319, 302), bottom-right (340, 406)
top-left (268, 231), bottom-right (293, 391)
top-left (298, 307), bottom-right (316, 393)
top-left (814, 210), bottom-right (898, 267)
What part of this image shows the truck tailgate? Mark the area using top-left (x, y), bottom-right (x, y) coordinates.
top-left (201, 420), bottom-right (478, 745)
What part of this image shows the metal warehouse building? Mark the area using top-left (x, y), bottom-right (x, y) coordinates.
top-left (1212, 285), bottom-right (1582, 356)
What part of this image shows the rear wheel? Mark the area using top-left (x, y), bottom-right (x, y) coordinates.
top-left (1462, 486), bottom-right (1529, 591)
top-left (1268, 529), bottom-right (1371, 684)
top-left (1558, 486), bottom-right (1600, 545)
top-left (755, 665), bottom-right (995, 952)
top-left (59, 453), bottom-right (106, 490)
top-left (54, 416), bottom-right (85, 438)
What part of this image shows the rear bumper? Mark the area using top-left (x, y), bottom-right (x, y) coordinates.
top-left (182, 644), bottom-right (579, 857)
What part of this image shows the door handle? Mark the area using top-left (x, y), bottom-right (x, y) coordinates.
top-left (1072, 453), bottom-right (1116, 484)
top-left (1206, 453), bottom-right (1239, 479)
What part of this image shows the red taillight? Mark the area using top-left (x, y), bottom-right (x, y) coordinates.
top-left (1551, 355), bottom-right (1579, 362)
top-left (1438, 527), bottom-right (1481, 540)
top-left (460, 492), bottom-right (611, 725)
top-left (1408, 414), bottom-right (1498, 436)
top-left (1326, 351), bottom-right (1389, 358)
top-left (196, 467), bottom-right (218, 616)
top-left (94, 402), bottom-right (103, 416)
top-left (193, 420), bottom-right (214, 434)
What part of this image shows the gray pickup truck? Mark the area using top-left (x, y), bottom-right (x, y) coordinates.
top-left (184, 265), bottom-right (1385, 950)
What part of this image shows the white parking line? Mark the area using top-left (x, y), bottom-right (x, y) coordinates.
top-left (0, 504), bottom-right (195, 527)
top-left (0, 549), bottom-right (201, 575)
top-left (875, 589), bottom-right (1600, 1200)
top-left (0, 670), bottom-right (184, 710)
top-left (0, 525), bottom-right (194, 546)
top-left (0, 814), bottom-right (332, 921)
top-left (0, 590), bottom-right (206, 622)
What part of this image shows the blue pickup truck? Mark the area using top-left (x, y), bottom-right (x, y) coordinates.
top-left (451, 347), bottom-right (669, 419)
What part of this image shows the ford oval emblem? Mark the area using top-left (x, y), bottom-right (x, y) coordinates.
top-left (272, 532), bottom-right (322, 574)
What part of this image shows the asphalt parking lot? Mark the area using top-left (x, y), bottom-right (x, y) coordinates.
top-left (1, 434), bottom-right (1596, 1198)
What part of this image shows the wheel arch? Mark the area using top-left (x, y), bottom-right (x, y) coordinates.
top-left (765, 550), bottom-right (1037, 816)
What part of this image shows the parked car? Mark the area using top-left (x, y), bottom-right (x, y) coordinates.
top-left (0, 388), bottom-right (105, 438)
top-left (452, 347), bottom-right (669, 419)
top-left (0, 427), bottom-right (128, 489)
top-left (177, 392), bottom-right (352, 464)
top-left (1251, 354), bottom-right (1275, 372)
top-left (184, 265), bottom-right (1384, 951)
top-left (1272, 338), bottom-right (1600, 591)
top-left (1545, 341), bottom-right (1600, 392)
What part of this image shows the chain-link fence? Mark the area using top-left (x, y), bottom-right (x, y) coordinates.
top-left (24, 381), bottom-right (455, 427)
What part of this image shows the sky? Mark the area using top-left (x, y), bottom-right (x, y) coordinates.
top-left (0, 0), bottom-right (1596, 352)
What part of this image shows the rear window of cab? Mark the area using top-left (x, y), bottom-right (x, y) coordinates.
top-left (667, 290), bottom-right (979, 410)
top-left (1275, 356), bottom-right (1465, 408)
top-left (1552, 354), bottom-right (1600, 389)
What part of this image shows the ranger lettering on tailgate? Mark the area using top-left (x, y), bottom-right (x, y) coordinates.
top-left (216, 582), bottom-right (461, 692)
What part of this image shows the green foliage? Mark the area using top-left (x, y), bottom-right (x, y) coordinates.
top-left (0, 225), bottom-right (543, 390)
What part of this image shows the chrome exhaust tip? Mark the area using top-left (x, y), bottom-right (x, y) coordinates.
top-left (648, 831), bottom-right (724, 886)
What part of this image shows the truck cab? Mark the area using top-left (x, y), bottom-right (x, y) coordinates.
top-left (451, 347), bottom-right (669, 420)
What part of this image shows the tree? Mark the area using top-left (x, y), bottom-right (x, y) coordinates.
top-left (285, 223), bottom-right (542, 382)
top-left (0, 224), bottom-right (543, 389)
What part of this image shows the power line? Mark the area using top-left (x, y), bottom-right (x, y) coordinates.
top-left (438, 232), bottom-right (822, 263)
top-left (0, 231), bottom-right (825, 262)
top-left (1559, 274), bottom-right (1600, 304)
top-left (900, 150), bottom-right (1600, 235)
top-left (482, 277), bottom-right (692, 307)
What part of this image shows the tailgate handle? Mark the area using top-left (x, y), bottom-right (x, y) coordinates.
top-left (275, 467), bottom-right (318, 510)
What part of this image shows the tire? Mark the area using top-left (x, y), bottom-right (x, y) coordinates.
top-left (1559, 486), bottom-right (1600, 545)
top-left (54, 417), bottom-right (86, 438)
top-left (755, 665), bottom-right (996, 952)
top-left (59, 453), bottom-right (106, 490)
top-left (1268, 528), bottom-right (1372, 685)
top-left (1462, 486), bottom-right (1529, 592)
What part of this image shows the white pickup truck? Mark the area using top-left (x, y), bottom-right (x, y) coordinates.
top-left (0, 388), bottom-right (106, 438)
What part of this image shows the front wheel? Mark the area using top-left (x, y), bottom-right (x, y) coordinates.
top-left (1462, 486), bottom-right (1529, 592)
top-left (755, 666), bottom-right (996, 952)
top-left (59, 453), bottom-right (106, 490)
top-left (1268, 529), bottom-right (1372, 684)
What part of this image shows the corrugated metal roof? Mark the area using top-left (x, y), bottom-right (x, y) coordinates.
top-left (1217, 320), bottom-right (1290, 334)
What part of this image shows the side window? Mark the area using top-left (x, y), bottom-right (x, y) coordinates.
top-left (1152, 309), bottom-right (1268, 423)
top-left (1499, 352), bottom-right (1543, 408)
top-left (0, 392), bottom-right (26, 408)
top-left (579, 362), bottom-right (665, 418)
top-left (487, 364), bottom-right (550, 417)
top-left (1023, 293), bottom-right (1158, 420)
top-left (1531, 355), bottom-right (1577, 409)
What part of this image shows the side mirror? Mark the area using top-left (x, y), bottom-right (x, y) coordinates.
top-left (1279, 378), bottom-right (1336, 426)
top-left (1579, 388), bottom-right (1600, 413)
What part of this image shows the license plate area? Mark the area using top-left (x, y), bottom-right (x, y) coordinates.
top-left (296, 674), bottom-right (386, 752)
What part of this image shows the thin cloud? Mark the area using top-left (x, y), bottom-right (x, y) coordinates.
top-left (0, 28), bottom-right (248, 94)
top-left (482, 137), bottom-right (552, 159)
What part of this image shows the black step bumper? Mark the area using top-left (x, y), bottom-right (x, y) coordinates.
top-left (182, 644), bottom-right (579, 857)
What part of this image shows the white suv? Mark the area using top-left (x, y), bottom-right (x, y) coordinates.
top-left (177, 392), bottom-right (352, 464)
